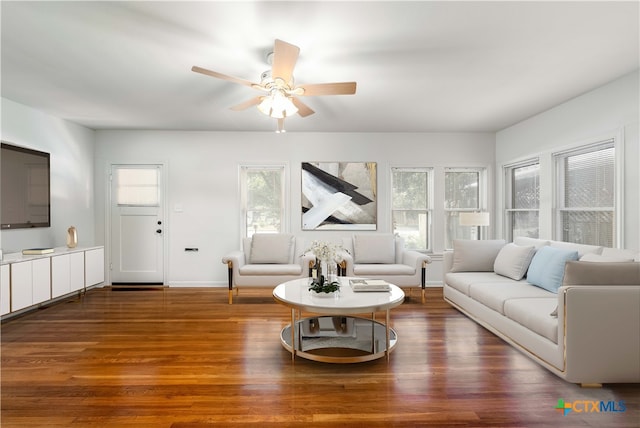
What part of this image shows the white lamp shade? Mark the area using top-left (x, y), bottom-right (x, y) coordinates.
top-left (459, 212), bottom-right (490, 226)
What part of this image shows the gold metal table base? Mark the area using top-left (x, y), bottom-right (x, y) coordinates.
top-left (280, 314), bottom-right (398, 363)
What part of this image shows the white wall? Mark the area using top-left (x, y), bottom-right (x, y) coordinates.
top-left (94, 131), bottom-right (495, 286)
top-left (5, 68), bottom-right (636, 287)
top-left (0, 99), bottom-right (96, 253)
top-left (495, 70), bottom-right (640, 251)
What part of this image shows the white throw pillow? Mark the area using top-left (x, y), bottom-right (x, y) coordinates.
top-left (250, 234), bottom-right (294, 264)
top-left (353, 234), bottom-right (395, 264)
top-left (450, 239), bottom-right (506, 272)
top-left (493, 243), bottom-right (536, 280)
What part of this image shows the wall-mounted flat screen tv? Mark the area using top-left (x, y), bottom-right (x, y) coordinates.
top-left (1, 142), bottom-right (51, 229)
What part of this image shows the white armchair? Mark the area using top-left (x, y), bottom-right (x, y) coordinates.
top-left (221, 234), bottom-right (315, 304)
top-left (339, 234), bottom-right (432, 302)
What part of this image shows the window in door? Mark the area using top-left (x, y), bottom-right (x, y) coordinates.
top-left (554, 140), bottom-right (616, 246)
top-left (240, 165), bottom-right (286, 238)
top-left (504, 160), bottom-right (540, 241)
top-left (391, 167), bottom-right (433, 252)
top-left (444, 168), bottom-right (486, 249)
top-left (114, 167), bottom-right (160, 206)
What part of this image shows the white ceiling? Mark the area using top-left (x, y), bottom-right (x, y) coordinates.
top-left (1, 1), bottom-right (638, 133)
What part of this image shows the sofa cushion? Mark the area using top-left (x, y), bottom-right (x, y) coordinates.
top-left (527, 246), bottom-right (579, 293)
top-left (249, 234), bottom-right (295, 264)
top-left (395, 236), bottom-right (405, 263)
top-left (445, 272), bottom-right (518, 296)
top-left (469, 282), bottom-right (556, 315)
top-left (580, 253), bottom-right (635, 263)
top-left (239, 264), bottom-right (302, 275)
top-left (353, 234), bottom-right (395, 264)
top-left (450, 239), bottom-right (506, 272)
top-left (550, 241), bottom-right (603, 257)
top-left (353, 263), bottom-right (415, 276)
top-left (513, 237), bottom-right (550, 249)
top-left (504, 298), bottom-right (559, 343)
top-left (494, 243), bottom-right (536, 280)
top-left (601, 247), bottom-right (640, 261)
top-left (242, 237), bottom-right (252, 263)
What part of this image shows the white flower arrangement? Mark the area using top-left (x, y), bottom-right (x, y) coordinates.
top-left (305, 240), bottom-right (341, 263)
top-left (304, 240), bottom-right (343, 293)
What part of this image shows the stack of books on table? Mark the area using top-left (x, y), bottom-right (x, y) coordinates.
top-left (349, 279), bottom-right (391, 292)
top-left (22, 248), bottom-right (54, 255)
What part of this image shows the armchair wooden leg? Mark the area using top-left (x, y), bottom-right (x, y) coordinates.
top-left (338, 260), bottom-right (347, 277)
top-left (227, 262), bottom-right (234, 305)
top-left (308, 259), bottom-right (315, 278)
top-left (421, 266), bottom-right (426, 304)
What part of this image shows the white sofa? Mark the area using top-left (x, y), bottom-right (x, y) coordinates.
top-left (339, 234), bottom-right (432, 301)
top-left (443, 237), bottom-right (640, 386)
top-left (221, 234), bottom-right (315, 304)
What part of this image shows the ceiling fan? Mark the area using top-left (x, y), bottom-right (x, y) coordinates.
top-left (192, 39), bottom-right (357, 132)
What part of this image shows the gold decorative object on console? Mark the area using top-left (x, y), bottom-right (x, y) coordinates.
top-left (66, 226), bottom-right (78, 248)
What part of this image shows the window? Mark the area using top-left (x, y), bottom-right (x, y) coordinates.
top-left (391, 167), bottom-right (433, 251)
top-left (504, 160), bottom-right (539, 241)
top-left (114, 166), bottom-right (160, 206)
top-left (555, 140), bottom-right (615, 246)
top-left (444, 168), bottom-right (486, 249)
top-left (240, 165), bottom-right (285, 238)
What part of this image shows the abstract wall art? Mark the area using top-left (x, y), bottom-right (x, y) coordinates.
top-left (301, 162), bottom-right (377, 230)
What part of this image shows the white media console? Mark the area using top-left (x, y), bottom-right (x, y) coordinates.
top-left (0, 246), bottom-right (104, 318)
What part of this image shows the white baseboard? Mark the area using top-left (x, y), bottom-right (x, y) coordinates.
top-left (165, 281), bottom-right (226, 288)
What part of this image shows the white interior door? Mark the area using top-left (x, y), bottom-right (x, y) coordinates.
top-left (110, 165), bottom-right (164, 284)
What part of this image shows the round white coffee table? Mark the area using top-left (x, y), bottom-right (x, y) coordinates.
top-left (272, 277), bottom-right (405, 363)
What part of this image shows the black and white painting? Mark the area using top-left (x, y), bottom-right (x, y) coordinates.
top-left (301, 162), bottom-right (377, 230)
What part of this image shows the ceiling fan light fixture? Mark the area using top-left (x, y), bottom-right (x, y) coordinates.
top-left (192, 39), bottom-right (355, 130)
top-left (257, 89), bottom-right (298, 119)
top-left (275, 118), bottom-right (286, 133)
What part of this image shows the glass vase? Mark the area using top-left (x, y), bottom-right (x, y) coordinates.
top-left (326, 260), bottom-right (338, 283)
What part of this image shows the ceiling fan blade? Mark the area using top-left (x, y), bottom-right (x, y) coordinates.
top-left (191, 66), bottom-right (257, 88)
top-left (291, 97), bottom-right (315, 117)
top-left (296, 82), bottom-right (357, 96)
top-left (230, 97), bottom-right (262, 111)
top-left (272, 39), bottom-right (299, 83)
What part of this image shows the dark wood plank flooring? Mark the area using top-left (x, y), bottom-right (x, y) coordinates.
top-left (2, 287), bottom-right (639, 427)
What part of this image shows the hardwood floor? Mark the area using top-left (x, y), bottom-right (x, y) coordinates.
top-left (2, 286), bottom-right (638, 427)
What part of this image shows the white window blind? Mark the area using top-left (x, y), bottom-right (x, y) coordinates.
top-left (555, 140), bottom-right (615, 246)
top-left (240, 166), bottom-right (285, 238)
top-left (115, 167), bottom-right (160, 206)
top-left (391, 167), bottom-right (433, 251)
top-left (444, 168), bottom-right (486, 249)
top-left (504, 160), bottom-right (539, 241)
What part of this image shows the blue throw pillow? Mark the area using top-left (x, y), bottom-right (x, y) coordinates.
top-left (526, 246), bottom-right (579, 293)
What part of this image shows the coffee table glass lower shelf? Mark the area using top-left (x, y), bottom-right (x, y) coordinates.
top-left (280, 315), bottom-right (398, 363)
